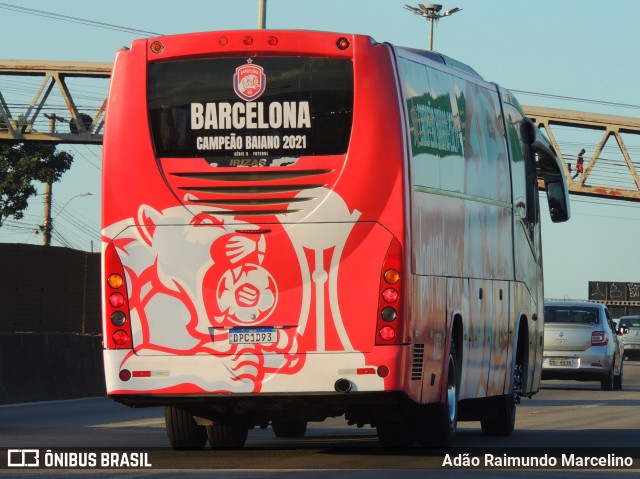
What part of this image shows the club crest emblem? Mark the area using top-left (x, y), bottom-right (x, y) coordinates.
top-left (233, 59), bottom-right (266, 101)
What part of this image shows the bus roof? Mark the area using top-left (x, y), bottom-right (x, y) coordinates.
top-left (394, 46), bottom-right (483, 79)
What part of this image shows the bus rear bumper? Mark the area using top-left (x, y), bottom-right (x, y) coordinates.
top-left (104, 348), bottom-right (413, 426)
top-left (103, 347), bottom-right (407, 397)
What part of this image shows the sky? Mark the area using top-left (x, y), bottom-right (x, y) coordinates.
top-left (0, 0), bottom-right (639, 300)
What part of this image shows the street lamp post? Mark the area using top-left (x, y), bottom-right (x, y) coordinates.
top-left (257, 0), bottom-right (267, 29)
top-left (404, 3), bottom-right (461, 51)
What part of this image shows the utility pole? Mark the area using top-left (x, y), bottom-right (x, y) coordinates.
top-left (42, 180), bottom-right (52, 246)
top-left (42, 113), bottom-right (66, 246)
top-left (258, 0), bottom-right (267, 29)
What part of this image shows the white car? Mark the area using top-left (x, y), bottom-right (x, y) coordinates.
top-left (542, 301), bottom-right (625, 390)
top-left (617, 315), bottom-right (640, 360)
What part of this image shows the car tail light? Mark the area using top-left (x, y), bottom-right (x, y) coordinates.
top-left (591, 331), bottom-right (608, 346)
top-left (375, 238), bottom-right (406, 345)
top-left (104, 242), bottom-right (133, 350)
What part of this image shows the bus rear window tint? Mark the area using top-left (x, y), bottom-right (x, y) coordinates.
top-left (148, 57), bottom-right (353, 161)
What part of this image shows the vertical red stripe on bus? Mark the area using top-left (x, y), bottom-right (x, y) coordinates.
top-left (104, 242), bottom-right (133, 350)
top-left (375, 238), bottom-right (405, 346)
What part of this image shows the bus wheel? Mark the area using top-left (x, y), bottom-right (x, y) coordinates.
top-left (272, 418), bottom-right (308, 438)
top-left (376, 416), bottom-right (416, 448)
top-left (207, 424), bottom-right (249, 449)
top-left (480, 363), bottom-right (520, 436)
top-left (164, 406), bottom-right (208, 450)
top-left (417, 343), bottom-right (459, 448)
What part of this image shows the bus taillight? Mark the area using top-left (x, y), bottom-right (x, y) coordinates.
top-left (109, 292), bottom-right (125, 308)
top-left (382, 288), bottom-right (399, 303)
top-left (379, 326), bottom-right (396, 341)
top-left (104, 242), bottom-right (133, 350)
top-left (376, 239), bottom-right (405, 345)
top-left (112, 330), bottom-right (130, 346)
top-left (107, 274), bottom-right (123, 289)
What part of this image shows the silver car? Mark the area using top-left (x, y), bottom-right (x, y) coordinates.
top-left (618, 315), bottom-right (640, 359)
top-left (542, 301), bottom-right (624, 390)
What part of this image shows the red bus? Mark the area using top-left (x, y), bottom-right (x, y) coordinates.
top-left (102, 29), bottom-right (570, 448)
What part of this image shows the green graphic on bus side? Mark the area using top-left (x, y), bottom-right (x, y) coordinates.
top-left (408, 93), bottom-right (463, 158)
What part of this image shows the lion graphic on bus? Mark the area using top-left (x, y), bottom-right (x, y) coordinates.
top-left (103, 187), bottom-right (364, 392)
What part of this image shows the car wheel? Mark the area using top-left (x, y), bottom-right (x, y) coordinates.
top-left (601, 366), bottom-right (614, 391)
top-left (164, 406), bottom-right (208, 450)
top-left (613, 362), bottom-right (623, 391)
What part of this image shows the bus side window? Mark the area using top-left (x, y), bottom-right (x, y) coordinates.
top-left (503, 103), bottom-right (538, 242)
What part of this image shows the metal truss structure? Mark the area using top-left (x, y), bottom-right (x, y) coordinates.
top-left (1, 61), bottom-right (640, 202)
top-left (0, 60), bottom-right (111, 144)
top-left (524, 106), bottom-right (640, 202)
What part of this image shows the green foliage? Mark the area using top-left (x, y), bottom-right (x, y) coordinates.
top-left (0, 141), bottom-right (73, 226)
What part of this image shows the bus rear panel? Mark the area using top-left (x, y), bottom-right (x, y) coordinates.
top-left (103, 30), bottom-right (409, 423)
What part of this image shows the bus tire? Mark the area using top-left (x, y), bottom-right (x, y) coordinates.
top-left (164, 406), bottom-right (208, 450)
top-left (481, 353), bottom-right (522, 436)
top-left (272, 419), bottom-right (308, 438)
top-left (480, 394), bottom-right (515, 436)
top-left (417, 343), bottom-right (459, 448)
top-left (207, 424), bottom-right (249, 449)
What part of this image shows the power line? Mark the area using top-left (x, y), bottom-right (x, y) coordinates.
top-left (512, 89), bottom-right (640, 111)
top-left (0, 2), bottom-right (162, 37)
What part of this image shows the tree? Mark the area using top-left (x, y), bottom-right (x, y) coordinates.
top-left (0, 141), bottom-right (73, 227)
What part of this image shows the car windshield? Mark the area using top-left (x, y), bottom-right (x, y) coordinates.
top-left (619, 317), bottom-right (640, 328)
top-left (544, 306), bottom-right (599, 324)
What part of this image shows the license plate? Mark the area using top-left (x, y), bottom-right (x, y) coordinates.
top-left (547, 357), bottom-right (575, 367)
top-left (229, 328), bottom-right (277, 345)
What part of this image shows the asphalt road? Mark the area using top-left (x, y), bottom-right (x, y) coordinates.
top-left (1, 361), bottom-right (639, 478)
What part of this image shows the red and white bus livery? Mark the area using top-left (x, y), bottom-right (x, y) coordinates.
top-left (102, 30), bottom-right (570, 448)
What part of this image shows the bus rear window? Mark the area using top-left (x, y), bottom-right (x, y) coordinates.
top-left (148, 57), bottom-right (353, 164)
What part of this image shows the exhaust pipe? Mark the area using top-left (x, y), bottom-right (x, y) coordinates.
top-left (334, 378), bottom-right (352, 393)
